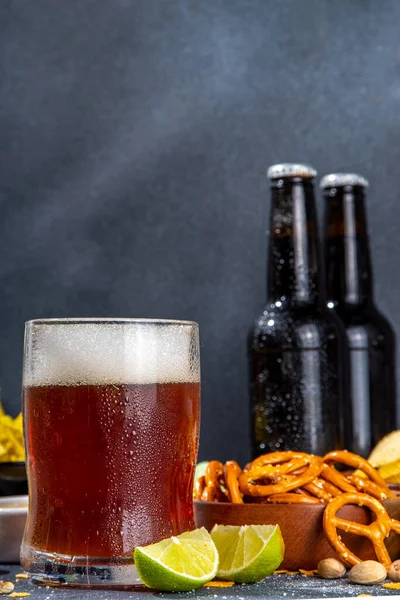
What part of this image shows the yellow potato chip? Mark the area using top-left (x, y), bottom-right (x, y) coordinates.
top-left (368, 430), bottom-right (400, 469)
top-left (386, 474), bottom-right (400, 484)
top-left (0, 402), bottom-right (25, 462)
top-left (378, 459), bottom-right (400, 482)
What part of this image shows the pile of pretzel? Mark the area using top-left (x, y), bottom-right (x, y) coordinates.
top-left (194, 450), bottom-right (400, 568)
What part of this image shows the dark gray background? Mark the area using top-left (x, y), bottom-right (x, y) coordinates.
top-left (1, 0), bottom-right (400, 466)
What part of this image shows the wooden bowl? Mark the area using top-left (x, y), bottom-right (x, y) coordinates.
top-left (194, 498), bottom-right (400, 571)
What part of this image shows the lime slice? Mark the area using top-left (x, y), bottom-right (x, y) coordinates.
top-left (134, 527), bottom-right (219, 592)
top-left (211, 524), bottom-right (284, 583)
top-left (195, 461), bottom-right (209, 481)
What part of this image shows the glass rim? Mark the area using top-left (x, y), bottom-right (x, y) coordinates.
top-left (25, 318), bottom-right (198, 327)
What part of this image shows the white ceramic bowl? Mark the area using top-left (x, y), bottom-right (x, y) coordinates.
top-left (0, 495), bottom-right (28, 563)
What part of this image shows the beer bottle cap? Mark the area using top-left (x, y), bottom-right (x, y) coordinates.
top-left (267, 163), bottom-right (317, 180)
top-left (320, 173), bottom-right (369, 189)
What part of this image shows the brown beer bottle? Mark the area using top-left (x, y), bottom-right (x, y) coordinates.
top-left (322, 173), bottom-right (397, 456)
top-left (249, 164), bottom-right (351, 458)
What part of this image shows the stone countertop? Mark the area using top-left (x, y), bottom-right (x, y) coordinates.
top-left (1, 565), bottom-right (400, 600)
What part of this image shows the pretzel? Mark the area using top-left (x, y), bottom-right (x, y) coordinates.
top-left (295, 487), bottom-right (313, 496)
top-left (319, 479), bottom-right (342, 497)
top-left (244, 457), bottom-right (311, 482)
top-left (324, 450), bottom-right (394, 498)
top-left (302, 479), bottom-right (333, 503)
top-left (195, 451), bottom-right (393, 503)
top-left (267, 492), bottom-right (323, 505)
top-left (350, 473), bottom-right (391, 501)
top-left (239, 455), bottom-right (323, 497)
top-left (323, 492), bottom-right (400, 568)
top-left (201, 460), bottom-right (226, 502)
top-left (224, 461), bottom-right (243, 504)
top-left (194, 475), bottom-right (205, 500)
top-left (320, 464), bottom-right (357, 493)
top-left (251, 451), bottom-right (315, 469)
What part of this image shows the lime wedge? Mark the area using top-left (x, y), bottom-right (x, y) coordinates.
top-left (211, 524), bottom-right (284, 583)
top-left (134, 528), bottom-right (219, 592)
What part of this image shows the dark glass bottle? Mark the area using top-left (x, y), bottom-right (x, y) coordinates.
top-left (322, 173), bottom-right (397, 456)
top-left (249, 164), bottom-right (351, 458)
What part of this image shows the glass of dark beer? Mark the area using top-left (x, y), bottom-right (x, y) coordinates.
top-left (20, 318), bottom-right (200, 586)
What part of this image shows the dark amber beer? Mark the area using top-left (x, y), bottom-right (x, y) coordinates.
top-left (249, 164), bottom-right (351, 458)
top-left (322, 173), bottom-right (397, 456)
top-left (21, 319), bottom-right (200, 585)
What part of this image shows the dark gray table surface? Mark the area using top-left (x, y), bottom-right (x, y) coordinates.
top-left (2, 565), bottom-right (400, 600)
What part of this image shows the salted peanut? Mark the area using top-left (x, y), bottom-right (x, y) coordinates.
top-left (317, 558), bottom-right (346, 579)
top-left (0, 581), bottom-right (15, 594)
top-left (349, 561), bottom-right (387, 585)
top-left (388, 560), bottom-right (400, 582)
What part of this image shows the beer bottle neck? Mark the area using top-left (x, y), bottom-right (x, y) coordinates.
top-left (267, 178), bottom-right (322, 307)
top-left (324, 185), bottom-right (373, 308)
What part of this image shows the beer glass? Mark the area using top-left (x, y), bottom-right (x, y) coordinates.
top-left (21, 319), bottom-right (200, 586)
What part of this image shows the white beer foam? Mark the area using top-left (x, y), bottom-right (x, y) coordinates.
top-left (23, 321), bottom-right (200, 386)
